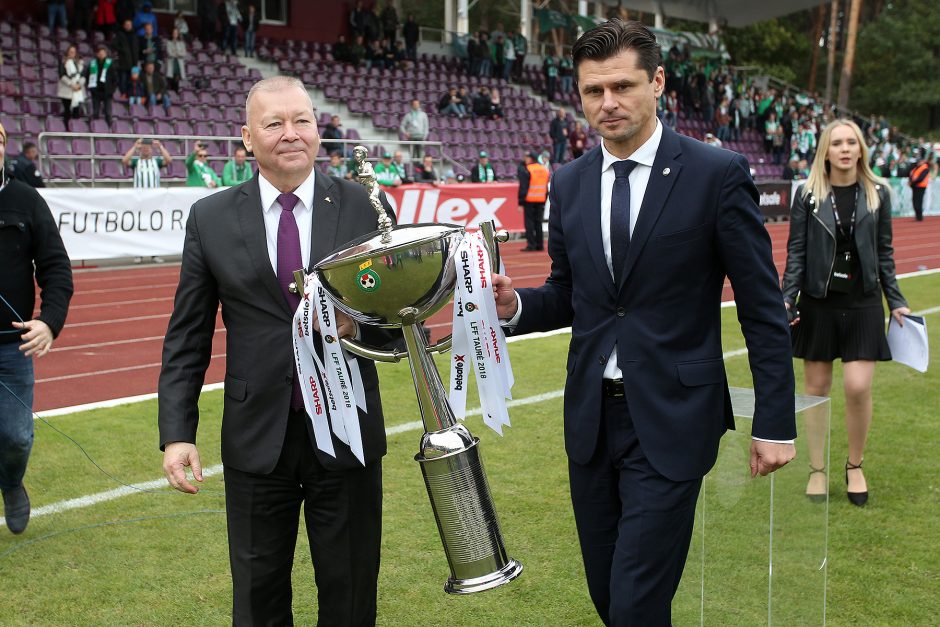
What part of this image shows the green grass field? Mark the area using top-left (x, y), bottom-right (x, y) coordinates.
top-left (1, 273), bottom-right (938, 626)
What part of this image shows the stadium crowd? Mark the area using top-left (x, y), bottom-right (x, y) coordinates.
top-left (1, 3), bottom-right (935, 190)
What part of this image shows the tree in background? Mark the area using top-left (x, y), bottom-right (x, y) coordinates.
top-left (852, 0), bottom-right (940, 134)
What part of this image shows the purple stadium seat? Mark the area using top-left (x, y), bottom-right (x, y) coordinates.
top-left (99, 160), bottom-right (127, 179)
top-left (134, 120), bottom-right (155, 135)
top-left (72, 138), bottom-right (92, 154)
top-left (48, 160), bottom-right (75, 180)
top-left (46, 117), bottom-right (66, 133)
top-left (90, 119), bottom-right (110, 133)
top-left (168, 160), bottom-right (186, 178)
top-left (0, 115), bottom-right (20, 133)
top-left (75, 161), bottom-right (93, 180)
top-left (128, 103), bottom-right (153, 121)
top-left (22, 117), bottom-right (42, 134)
top-left (113, 120), bottom-right (133, 134)
top-left (94, 139), bottom-right (117, 155)
top-left (47, 139), bottom-right (70, 155)
top-left (154, 120), bottom-right (175, 135)
top-left (161, 139), bottom-right (182, 155)
top-left (176, 121), bottom-right (194, 135)
top-left (194, 122), bottom-right (213, 136)
top-left (1, 97), bottom-right (23, 115)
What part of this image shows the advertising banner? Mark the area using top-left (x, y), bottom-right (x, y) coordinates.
top-left (755, 181), bottom-right (793, 221)
top-left (383, 183), bottom-right (524, 232)
top-left (40, 183), bottom-right (524, 261)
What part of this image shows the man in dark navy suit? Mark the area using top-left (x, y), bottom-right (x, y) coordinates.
top-left (494, 20), bottom-right (796, 626)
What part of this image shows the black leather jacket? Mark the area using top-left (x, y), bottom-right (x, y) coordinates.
top-left (782, 183), bottom-right (907, 310)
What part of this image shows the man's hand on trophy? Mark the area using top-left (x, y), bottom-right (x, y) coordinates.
top-left (313, 309), bottom-right (359, 339)
top-left (492, 274), bottom-right (519, 320)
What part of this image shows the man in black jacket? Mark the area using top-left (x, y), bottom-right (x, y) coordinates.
top-left (85, 44), bottom-right (117, 126)
top-left (110, 19), bottom-right (139, 96)
top-left (11, 143), bottom-right (45, 188)
top-left (0, 122), bottom-right (74, 535)
top-left (549, 107), bottom-right (569, 164)
top-left (403, 14), bottom-right (419, 62)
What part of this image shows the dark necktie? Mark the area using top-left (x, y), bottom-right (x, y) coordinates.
top-left (610, 159), bottom-right (637, 283)
top-left (276, 192), bottom-right (304, 410)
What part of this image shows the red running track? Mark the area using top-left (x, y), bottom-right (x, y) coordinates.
top-left (31, 217), bottom-right (940, 411)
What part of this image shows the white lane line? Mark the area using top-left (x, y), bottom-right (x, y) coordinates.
top-left (54, 328), bottom-right (227, 353)
top-left (71, 282), bottom-right (179, 296)
top-left (69, 296), bottom-right (175, 311)
top-left (66, 313), bottom-right (171, 328)
top-left (34, 354), bottom-right (226, 384)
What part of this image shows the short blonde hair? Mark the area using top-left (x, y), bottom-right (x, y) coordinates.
top-left (244, 76), bottom-right (313, 124)
top-left (803, 118), bottom-right (885, 212)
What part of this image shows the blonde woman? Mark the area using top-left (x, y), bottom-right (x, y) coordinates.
top-left (57, 44), bottom-right (86, 127)
top-left (782, 119), bottom-right (910, 507)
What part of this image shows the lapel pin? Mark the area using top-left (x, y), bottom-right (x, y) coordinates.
top-left (324, 196), bottom-right (333, 204)
top-left (662, 167), bottom-right (670, 176)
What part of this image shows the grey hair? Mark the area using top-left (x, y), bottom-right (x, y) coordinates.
top-left (245, 76), bottom-right (314, 124)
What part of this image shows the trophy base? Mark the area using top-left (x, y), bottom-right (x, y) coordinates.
top-left (444, 558), bottom-right (524, 595)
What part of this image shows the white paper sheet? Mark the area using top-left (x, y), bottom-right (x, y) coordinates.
top-left (887, 315), bottom-right (929, 373)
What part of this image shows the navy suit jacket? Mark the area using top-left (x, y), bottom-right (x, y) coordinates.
top-left (515, 124), bottom-right (796, 482)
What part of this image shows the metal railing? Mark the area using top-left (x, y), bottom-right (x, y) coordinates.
top-left (36, 132), bottom-right (463, 186)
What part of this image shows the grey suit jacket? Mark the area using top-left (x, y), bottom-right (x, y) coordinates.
top-left (158, 173), bottom-right (393, 473)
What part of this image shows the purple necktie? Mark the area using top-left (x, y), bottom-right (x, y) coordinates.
top-left (276, 192), bottom-right (304, 410)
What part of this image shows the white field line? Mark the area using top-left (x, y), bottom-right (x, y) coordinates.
top-left (9, 302), bottom-right (939, 527)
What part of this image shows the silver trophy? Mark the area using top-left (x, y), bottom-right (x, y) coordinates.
top-left (290, 146), bottom-right (522, 593)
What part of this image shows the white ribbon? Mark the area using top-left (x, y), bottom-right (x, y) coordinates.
top-left (292, 291), bottom-right (335, 457)
top-left (450, 232), bottom-right (514, 434)
top-left (291, 273), bottom-right (367, 465)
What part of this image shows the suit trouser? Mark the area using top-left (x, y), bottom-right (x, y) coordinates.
top-left (224, 409), bottom-right (382, 627)
top-left (568, 393), bottom-right (701, 627)
top-left (522, 202), bottom-right (544, 249)
top-left (912, 186), bottom-right (925, 221)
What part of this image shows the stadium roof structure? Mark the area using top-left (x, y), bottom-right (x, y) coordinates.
top-left (593, 0), bottom-right (826, 28)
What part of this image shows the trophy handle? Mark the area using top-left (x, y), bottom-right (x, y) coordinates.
top-left (339, 332), bottom-right (452, 363)
top-left (339, 337), bottom-right (407, 363)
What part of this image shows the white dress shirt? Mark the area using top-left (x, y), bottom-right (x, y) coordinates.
top-left (258, 168), bottom-right (362, 338)
top-left (258, 168), bottom-right (317, 273)
top-left (598, 120), bottom-right (663, 380)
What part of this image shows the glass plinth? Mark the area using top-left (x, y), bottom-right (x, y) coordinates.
top-left (674, 387), bottom-right (831, 626)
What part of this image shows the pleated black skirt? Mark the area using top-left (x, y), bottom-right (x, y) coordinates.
top-left (791, 297), bottom-right (892, 362)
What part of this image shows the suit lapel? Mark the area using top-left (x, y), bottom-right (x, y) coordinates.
top-left (237, 177), bottom-right (292, 315)
top-left (619, 126), bottom-right (682, 290)
top-left (578, 147), bottom-right (616, 299)
top-left (310, 173), bottom-right (340, 268)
